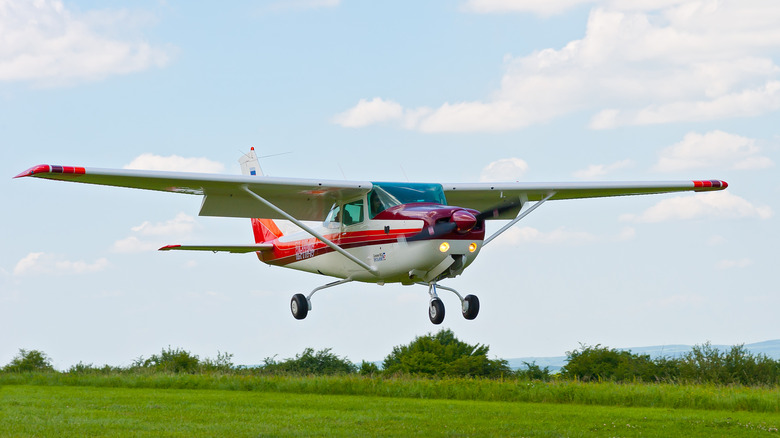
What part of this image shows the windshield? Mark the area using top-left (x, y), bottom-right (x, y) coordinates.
top-left (368, 182), bottom-right (446, 218)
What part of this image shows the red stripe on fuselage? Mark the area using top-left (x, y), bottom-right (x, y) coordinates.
top-left (258, 228), bottom-right (420, 266)
top-left (258, 225), bottom-right (485, 267)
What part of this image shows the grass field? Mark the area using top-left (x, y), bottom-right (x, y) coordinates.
top-left (2, 374), bottom-right (779, 436)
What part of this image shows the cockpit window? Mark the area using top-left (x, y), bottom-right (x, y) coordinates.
top-left (343, 199), bottom-right (364, 226)
top-left (368, 182), bottom-right (446, 218)
top-left (324, 199), bottom-right (365, 227)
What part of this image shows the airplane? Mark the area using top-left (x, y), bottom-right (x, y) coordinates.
top-left (15, 148), bottom-right (728, 324)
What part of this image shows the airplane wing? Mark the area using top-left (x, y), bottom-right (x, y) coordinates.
top-left (443, 180), bottom-right (728, 219)
top-left (15, 165), bottom-right (373, 221)
top-left (159, 244), bottom-right (273, 253)
top-left (16, 164), bottom-right (727, 221)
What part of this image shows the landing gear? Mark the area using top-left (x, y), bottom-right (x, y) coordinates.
top-left (290, 278), bottom-right (353, 320)
top-left (290, 294), bottom-right (309, 320)
top-left (429, 298), bottom-right (445, 324)
top-left (422, 282), bottom-right (479, 324)
top-left (462, 294), bottom-right (479, 320)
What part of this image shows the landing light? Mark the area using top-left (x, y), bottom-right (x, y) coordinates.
top-left (469, 242), bottom-right (477, 253)
top-left (439, 242), bottom-right (450, 253)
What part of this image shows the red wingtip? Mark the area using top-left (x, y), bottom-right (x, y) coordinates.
top-left (158, 245), bottom-right (181, 251)
top-left (14, 164), bottom-right (85, 179)
top-left (693, 180), bottom-right (728, 190)
top-left (14, 164), bottom-right (50, 178)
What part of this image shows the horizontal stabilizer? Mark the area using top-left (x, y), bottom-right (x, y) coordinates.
top-left (159, 244), bottom-right (273, 253)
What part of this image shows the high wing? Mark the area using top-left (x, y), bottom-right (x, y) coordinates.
top-left (16, 164), bottom-right (727, 221)
top-left (443, 180), bottom-right (728, 219)
top-left (15, 165), bottom-right (372, 221)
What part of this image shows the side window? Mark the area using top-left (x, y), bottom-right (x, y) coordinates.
top-left (324, 204), bottom-right (341, 228)
top-left (342, 199), bottom-right (364, 226)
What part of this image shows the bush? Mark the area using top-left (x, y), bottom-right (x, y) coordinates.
top-left (382, 329), bottom-right (511, 378)
top-left (202, 351), bottom-right (235, 373)
top-left (677, 343), bottom-right (780, 385)
top-left (67, 362), bottom-right (123, 374)
top-left (3, 349), bottom-right (55, 373)
top-left (560, 344), bottom-right (661, 382)
top-left (260, 348), bottom-right (357, 375)
top-left (132, 347), bottom-right (202, 374)
top-left (516, 361), bottom-right (553, 381)
top-left (359, 360), bottom-right (380, 376)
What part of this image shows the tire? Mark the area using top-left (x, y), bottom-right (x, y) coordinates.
top-left (462, 294), bottom-right (480, 320)
top-left (429, 298), bottom-right (445, 324)
top-left (291, 294), bottom-right (309, 320)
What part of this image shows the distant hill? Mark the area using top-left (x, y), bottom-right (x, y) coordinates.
top-left (507, 339), bottom-right (780, 371)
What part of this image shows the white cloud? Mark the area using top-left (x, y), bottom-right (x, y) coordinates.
top-left (707, 235), bottom-right (727, 246)
top-left (497, 226), bottom-right (598, 245)
top-left (267, 0), bottom-right (340, 11)
top-left (340, 1), bottom-right (780, 132)
top-left (131, 213), bottom-right (197, 236)
top-left (124, 154), bottom-right (225, 173)
top-left (463, 0), bottom-right (597, 16)
top-left (14, 252), bottom-right (109, 276)
top-left (113, 213), bottom-right (198, 253)
top-left (616, 226), bottom-right (635, 241)
top-left (332, 97), bottom-right (403, 128)
top-left (0, 0), bottom-right (171, 86)
top-left (463, 0), bottom-right (699, 16)
top-left (111, 236), bottom-right (159, 253)
top-left (654, 131), bottom-right (774, 172)
top-left (717, 258), bottom-right (752, 269)
top-left (620, 192), bottom-right (773, 223)
top-left (480, 158), bottom-right (529, 182)
top-left (592, 81), bottom-right (780, 129)
top-left (494, 225), bottom-right (634, 245)
top-left (573, 159), bottom-right (634, 179)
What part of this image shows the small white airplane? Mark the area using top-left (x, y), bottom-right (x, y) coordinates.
top-left (16, 149), bottom-right (727, 324)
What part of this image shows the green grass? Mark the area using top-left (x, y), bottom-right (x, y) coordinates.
top-left (2, 372), bottom-right (779, 413)
top-left (2, 384), bottom-right (779, 437)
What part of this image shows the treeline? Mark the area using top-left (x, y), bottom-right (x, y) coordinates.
top-left (4, 330), bottom-right (780, 386)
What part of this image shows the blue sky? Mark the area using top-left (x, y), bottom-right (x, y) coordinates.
top-left (1, 0), bottom-right (778, 369)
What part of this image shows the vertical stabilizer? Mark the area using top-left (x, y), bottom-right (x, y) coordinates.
top-left (240, 147), bottom-right (263, 176)
top-left (241, 148), bottom-right (284, 243)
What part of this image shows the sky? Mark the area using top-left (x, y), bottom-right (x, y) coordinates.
top-left (1, 0), bottom-right (778, 369)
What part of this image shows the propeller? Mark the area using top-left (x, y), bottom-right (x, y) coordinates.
top-left (474, 199), bottom-right (523, 221)
top-left (405, 199), bottom-right (523, 242)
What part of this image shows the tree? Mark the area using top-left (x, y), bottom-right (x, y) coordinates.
top-left (382, 329), bottom-right (511, 378)
top-left (3, 349), bottom-right (55, 373)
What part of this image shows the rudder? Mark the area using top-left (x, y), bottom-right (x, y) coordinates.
top-left (241, 147), bottom-right (284, 243)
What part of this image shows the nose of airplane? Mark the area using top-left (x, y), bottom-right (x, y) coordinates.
top-left (451, 210), bottom-right (477, 233)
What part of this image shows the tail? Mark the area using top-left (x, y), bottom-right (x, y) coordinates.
top-left (241, 147), bottom-right (284, 243)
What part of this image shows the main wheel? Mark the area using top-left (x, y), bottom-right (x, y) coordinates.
top-left (428, 298), bottom-right (445, 324)
top-left (291, 294), bottom-right (309, 320)
top-left (462, 294), bottom-right (480, 320)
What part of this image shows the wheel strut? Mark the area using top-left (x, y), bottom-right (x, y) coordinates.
top-left (290, 278), bottom-right (353, 320)
top-left (420, 282), bottom-right (480, 323)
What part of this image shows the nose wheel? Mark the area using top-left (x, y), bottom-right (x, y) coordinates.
top-left (423, 283), bottom-right (479, 324)
top-left (429, 298), bottom-right (445, 324)
top-left (462, 294), bottom-right (479, 320)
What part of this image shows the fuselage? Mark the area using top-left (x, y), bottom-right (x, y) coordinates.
top-left (256, 183), bottom-right (486, 284)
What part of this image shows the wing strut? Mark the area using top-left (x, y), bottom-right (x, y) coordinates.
top-left (483, 192), bottom-right (556, 247)
top-left (241, 186), bottom-right (378, 275)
